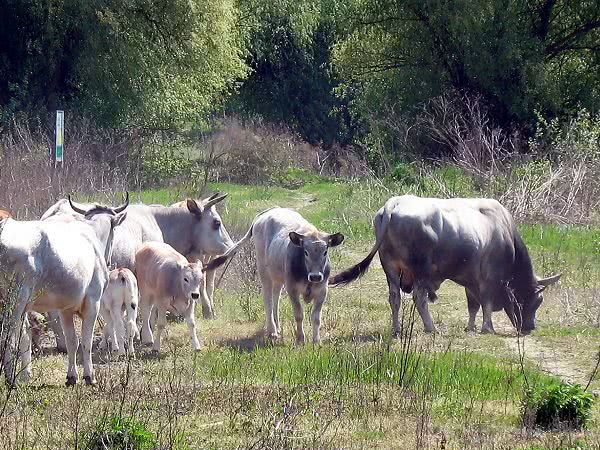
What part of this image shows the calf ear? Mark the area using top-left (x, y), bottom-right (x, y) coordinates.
top-left (327, 233), bottom-right (344, 247)
top-left (289, 232), bottom-right (304, 247)
top-left (187, 199), bottom-right (203, 217)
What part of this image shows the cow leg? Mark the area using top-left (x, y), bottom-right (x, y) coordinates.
top-left (80, 302), bottom-right (99, 385)
top-left (198, 283), bottom-right (213, 320)
top-left (140, 297), bottom-right (154, 346)
top-left (414, 283), bottom-right (436, 333)
top-left (47, 310), bottom-right (67, 353)
top-left (288, 289), bottom-right (305, 345)
top-left (98, 306), bottom-right (112, 350)
top-left (17, 315), bottom-right (32, 382)
top-left (481, 301), bottom-right (496, 334)
top-left (59, 311), bottom-right (79, 386)
top-left (184, 301), bottom-right (201, 351)
top-left (110, 304), bottom-right (126, 356)
top-left (152, 306), bottom-right (167, 353)
top-left (465, 288), bottom-right (480, 332)
top-left (204, 267), bottom-right (216, 319)
top-left (260, 274), bottom-right (278, 339)
top-left (311, 289), bottom-right (327, 345)
top-left (272, 283), bottom-right (284, 334)
top-left (4, 281), bottom-right (34, 385)
top-left (381, 258), bottom-right (402, 337)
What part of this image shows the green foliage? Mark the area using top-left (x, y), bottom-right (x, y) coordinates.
top-left (531, 109), bottom-right (600, 163)
top-left (85, 416), bottom-right (157, 450)
top-left (522, 383), bottom-right (594, 430)
top-left (139, 144), bottom-right (196, 188)
top-left (387, 162), bottom-right (420, 187)
top-left (1, 0), bottom-right (247, 128)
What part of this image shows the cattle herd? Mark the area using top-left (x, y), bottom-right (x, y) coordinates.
top-left (0, 192), bottom-right (560, 386)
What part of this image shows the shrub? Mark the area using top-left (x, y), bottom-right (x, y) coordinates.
top-left (85, 416), bottom-right (157, 450)
top-left (522, 382), bottom-right (594, 430)
top-left (388, 162), bottom-right (420, 187)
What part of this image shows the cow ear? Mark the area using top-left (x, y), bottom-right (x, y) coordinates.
top-left (327, 233), bottom-right (344, 247)
top-left (289, 232), bottom-right (304, 247)
top-left (187, 199), bottom-right (203, 217)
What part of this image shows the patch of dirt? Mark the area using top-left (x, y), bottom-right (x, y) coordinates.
top-left (505, 336), bottom-right (598, 393)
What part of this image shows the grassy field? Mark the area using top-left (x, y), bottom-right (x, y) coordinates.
top-left (1, 177), bottom-right (599, 449)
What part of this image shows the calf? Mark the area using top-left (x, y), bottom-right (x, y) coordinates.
top-left (135, 242), bottom-right (207, 352)
top-left (99, 268), bottom-right (139, 356)
top-left (206, 208), bottom-right (344, 344)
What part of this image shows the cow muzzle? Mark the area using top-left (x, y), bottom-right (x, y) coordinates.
top-left (308, 272), bottom-right (324, 283)
top-left (191, 293), bottom-right (200, 300)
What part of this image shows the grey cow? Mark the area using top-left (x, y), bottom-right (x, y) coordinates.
top-left (330, 195), bottom-right (560, 335)
top-left (207, 208), bottom-right (344, 344)
top-left (0, 201), bottom-right (127, 385)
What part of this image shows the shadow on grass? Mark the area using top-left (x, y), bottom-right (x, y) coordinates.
top-left (218, 330), bottom-right (280, 353)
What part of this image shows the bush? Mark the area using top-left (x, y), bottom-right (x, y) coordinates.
top-left (140, 144), bottom-right (197, 188)
top-left (388, 162), bottom-right (420, 187)
top-left (522, 382), bottom-right (594, 430)
top-left (85, 416), bottom-right (157, 450)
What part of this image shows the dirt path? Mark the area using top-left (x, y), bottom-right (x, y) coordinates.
top-left (504, 335), bottom-right (598, 393)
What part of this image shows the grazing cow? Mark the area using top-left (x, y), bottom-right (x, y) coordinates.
top-left (0, 200), bottom-right (127, 385)
top-left (135, 242), bottom-right (207, 352)
top-left (330, 195), bottom-right (561, 335)
top-left (99, 268), bottom-right (139, 357)
top-left (206, 208), bottom-right (344, 344)
top-left (42, 193), bottom-right (233, 319)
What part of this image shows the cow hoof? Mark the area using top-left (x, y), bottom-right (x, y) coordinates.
top-left (464, 326), bottom-right (476, 333)
top-left (65, 376), bottom-right (77, 387)
top-left (83, 376), bottom-right (96, 386)
top-left (481, 327), bottom-right (495, 335)
top-left (423, 327), bottom-right (436, 334)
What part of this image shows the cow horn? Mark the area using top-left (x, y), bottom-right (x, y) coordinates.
top-left (205, 192), bottom-right (220, 201)
top-left (204, 193), bottom-right (228, 209)
top-left (113, 192), bottom-right (129, 213)
top-left (68, 195), bottom-right (90, 215)
top-left (537, 273), bottom-right (561, 287)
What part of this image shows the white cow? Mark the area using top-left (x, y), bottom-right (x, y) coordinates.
top-left (135, 242), bottom-right (207, 353)
top-left (0, 206), bottom-right (127, 385)
top-left (206, 208), bottom-right (344, 344)
top-left (99, 268), bottom-right (139, 357)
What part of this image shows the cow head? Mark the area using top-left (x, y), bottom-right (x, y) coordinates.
top-left (172, 261), bottom-right (204, 313)
top-left (289, 231), bottom-right (344, 283)
top-left (186, 193), bottom-right (234, 257)
top-left (68, 193), bottom-right (130, 267)
top-left (519, 273), bottom-right (561, 333)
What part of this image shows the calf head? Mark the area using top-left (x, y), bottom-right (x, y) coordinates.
top-left (289, 231), bottom-right (345, 283)
top-left (186, 193), bottom-right (234, 257)
top-left (519, 273), bottom-right (561, 333)
top-left (172, 261), bottom-right (204, 313)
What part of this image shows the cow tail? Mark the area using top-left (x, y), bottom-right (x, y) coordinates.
top-left (204, 207), bottom-right (279, 272)
top-left (329, 205), bottom-right (393, 287)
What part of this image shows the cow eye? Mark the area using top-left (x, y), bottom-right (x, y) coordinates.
top-left (304, 250), bottom-right (309, 257)
top-left (323, 250), bottom-right (328, 256)
top-left (213, 219), bottom-right (221, 230)
top-left (184, 277), bottom-right (189, 283)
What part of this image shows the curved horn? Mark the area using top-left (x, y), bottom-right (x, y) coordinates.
top-left (537, 273), bottom-right (561, 287)
top-left (68, 194), bottom-right (91, 215)
top-left (204, 193), bottom-right (228, 209)
top-left (113, 192), bottom-right (129, 214)
top-left (205, 192), bottom-right (220, 201)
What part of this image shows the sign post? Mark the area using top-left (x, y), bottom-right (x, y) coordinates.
top-left (55, 110), bottom-right (64, 164)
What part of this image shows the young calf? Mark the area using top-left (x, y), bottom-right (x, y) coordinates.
top-left (99, 268), bottom-right (139, 356)
top-left (135, 242), bottom-right (207, 352)
top-left (206, 208), bottom-right (344, 344)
